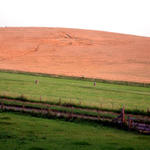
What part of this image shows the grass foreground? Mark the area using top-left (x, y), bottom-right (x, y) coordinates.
top-left (0, 112), bottom-right (150, 150)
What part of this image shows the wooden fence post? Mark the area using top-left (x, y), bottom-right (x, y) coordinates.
top-left (40, 106), bottom-right (43, 114)
top-left (47, 105), bottom-right (49, 115)
top-left (97, 109), bottom-right (100, 120)
top-left (1, 101), bottom-right (4, 110)
top-left (22, 102), bottom-right (25, 112)
top-left (71, 106), bottom-right (74, 119)
top-left (128, 116), bottom-right (132, 129)
top-left (121, 106), bottom-right (125, 124)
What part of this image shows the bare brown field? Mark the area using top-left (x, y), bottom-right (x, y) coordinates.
top-left (0, 27), bottom-right (150, 83)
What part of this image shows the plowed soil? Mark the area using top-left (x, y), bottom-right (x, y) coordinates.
top-left (0, 27), bottom-right (150, 83)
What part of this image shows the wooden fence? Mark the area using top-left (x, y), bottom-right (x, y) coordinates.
top-left (113, 106), bottom-right (150, 134)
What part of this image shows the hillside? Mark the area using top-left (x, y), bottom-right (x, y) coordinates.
top-left (0, 27), bottom-right (150, 83)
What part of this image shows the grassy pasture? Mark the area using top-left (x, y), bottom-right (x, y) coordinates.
top-left (0, 112), bottom-right (150, 150)
top-left (0, 71), bottom-right (150, 111)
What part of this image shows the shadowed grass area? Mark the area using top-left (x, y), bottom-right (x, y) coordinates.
top-left (0, 71), bottom-right (150, 111)
top-left (0, 112), bottom-right (150, 150)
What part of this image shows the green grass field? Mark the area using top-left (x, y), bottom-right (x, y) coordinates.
top-left (0, 71), bottom-right (150, 111)
top-left (0, 112), bottom-right (150, 150)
